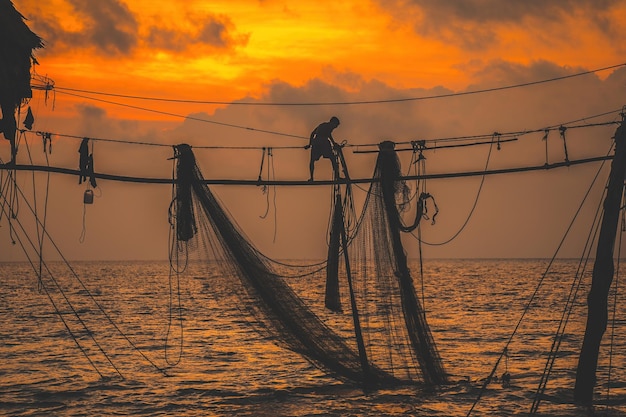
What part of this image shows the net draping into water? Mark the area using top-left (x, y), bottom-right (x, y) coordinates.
top-left (171, 142), bottom-right (447, 388)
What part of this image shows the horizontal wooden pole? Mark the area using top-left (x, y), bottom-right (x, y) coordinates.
top-left (0, 155), bottom-right (612, 186)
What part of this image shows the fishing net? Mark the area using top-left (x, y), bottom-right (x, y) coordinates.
top-left (171, 142), bottom-right (447, 388)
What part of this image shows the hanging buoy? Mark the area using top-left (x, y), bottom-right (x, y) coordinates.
top-left (83, 189), bottom-right (94, 204)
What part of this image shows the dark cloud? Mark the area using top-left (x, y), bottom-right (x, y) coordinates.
top-left (404, 0), bottom-right (618, 24)
top-left (26, 1), bottom-right (248, 56)
top-left (67, 0), bottom-right (137, 54)
top-left (146, 14), bottom-right (249, 53)
top-left (382, 0), bottom-right (623, 49)
top-left (465, 59), bottom-right (585, 87)
top-left (28, 0), bottom-right (138, 56)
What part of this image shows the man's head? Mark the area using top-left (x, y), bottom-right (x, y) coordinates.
top-left (330, 116), bottom-right (340, 128)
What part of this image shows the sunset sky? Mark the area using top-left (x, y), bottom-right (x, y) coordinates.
top-left (3, 0), bottom-right (626, 261)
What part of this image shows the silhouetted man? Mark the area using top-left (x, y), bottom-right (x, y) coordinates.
top-left (305, 116), bottom-right (340, 181)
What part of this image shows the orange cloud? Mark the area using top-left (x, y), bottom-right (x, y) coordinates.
top-left (12, 0), bottom-right (626, 124)
top-left (5, 1), bottom-right (626, 262)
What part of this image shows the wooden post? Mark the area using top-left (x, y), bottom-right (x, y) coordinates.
top-left (340, 216), bottom-right (371, 387)
top-left (574, 120), bottom-right (626, 404)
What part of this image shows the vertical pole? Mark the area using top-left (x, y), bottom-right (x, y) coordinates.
top-left (329, 143), bottom-right (372, 385)
top-left (325, 193), bottom-right (343, 312)
top-left (340, 214), bottom-right (371, 387)
top-left (574, 120), bottom-right (626, 404)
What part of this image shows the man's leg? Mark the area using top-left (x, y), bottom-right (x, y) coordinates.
top-left (309, 156), bottom-right (315, 181)
top-left (9, 137), bottom-right (16, 164)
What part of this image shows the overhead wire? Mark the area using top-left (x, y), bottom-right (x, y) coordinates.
top-left (51, 62), bottom-right (626, 106)
top-left (34, 66), bottom-right (626, 150)
top-left (55, 90), bottom-right (308, 140)
top-left (14, 110), bottom-right (621, 154)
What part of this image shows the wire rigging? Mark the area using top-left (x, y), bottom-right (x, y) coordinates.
top-left (6, 172), bottom-right (168, 376)
top-left (51, 62), bottom-right (626, 106)
top-left (55, 90), bottom-right (308, 140)
top-left (14, 110), bottom-right (620, 155)
top-left (5, 61), bottom-right (626, 393)
top-left (9, 233), bottom-right (107, 379)
top-left (413, 133), bottom-right (496, 247)
top-left (0, 179), bottom-right (124, 379)
top-left (606, 187), bottom-right (625, 409)
top-left (166, 149), bottom-right (187, 367)
top-left (467, 141), bottom-right (614, 416)
top-left (530, 173), bottom-right (607, 414)
top-left (258, 147), bottom-right (279, 242)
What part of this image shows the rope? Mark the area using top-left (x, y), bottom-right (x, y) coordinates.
top-left (0, 207), bottom-right (105, 378)
top-left (559, 126), bottom-right (570, 164)
top-left (15, 238), bottom-right (107, 379)
top-left (79, 202), bottom-right (88, 243)
top-left (165, 150), bottom-right (186, 367)
top-left (15, 111), bottom-right (620, 152)
top-left (21, 126), bottom-right (54, 294)
top-left (605, 189), bottom-right (625, 410)
top-left (530, 175), bottom-right (607, 414)
top-left (413, 133), bottom-right (496, 246)
top-left (258, 148), bottom-right (279, 242)
top-left (7, 174), bottom-right (168, 376)
top-left (270, 148), bottom-right (278, 243)
top-left (22, 135), bottom-right (45, 289)
top-left (467, 141), bottom-right (613, 416)
top-left (164, 262), bottom-right (184, 367)
top-left (353, 117), bottom-right (620, 151)
top-left (257, 147), bottom-right (266, 182)
top-left (542, 129), bottom-right (550, 165)
top-left (0, 184), bottom-right (124, 379)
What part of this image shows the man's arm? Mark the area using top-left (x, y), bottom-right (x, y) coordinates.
top-left (305, 127), bottom-right (317, 149)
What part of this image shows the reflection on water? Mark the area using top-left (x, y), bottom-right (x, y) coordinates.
top-left (0, 259), bottom-right (624, 416)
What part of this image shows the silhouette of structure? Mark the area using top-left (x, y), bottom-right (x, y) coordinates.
top-left (574, 120), bottom-right (626, 404)
top-left (171, 142), bottom-right (448, 389)
top-left (0, 0), bottom-right (42, 163)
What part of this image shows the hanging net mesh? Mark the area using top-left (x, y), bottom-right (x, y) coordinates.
top-left (171, 142), bottom-right (447, 388)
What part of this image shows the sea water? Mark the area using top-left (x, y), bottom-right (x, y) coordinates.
top-left (0, 259), bottom-right (624, 416)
